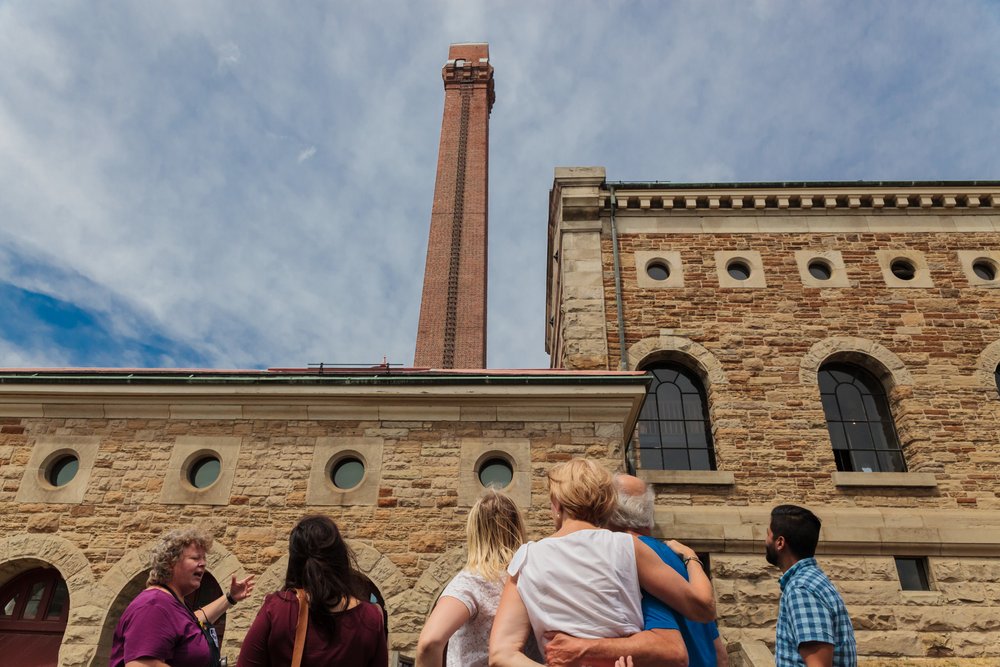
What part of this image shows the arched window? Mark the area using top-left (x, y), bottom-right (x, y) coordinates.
top-left (995, 364), bottom-right (999, 396)
top-left (819, 363), bottom-right (906, 473)
top-left (637, 364), bottom-right (716, 470)
top-left (0, 567), bottom-right (69, 666)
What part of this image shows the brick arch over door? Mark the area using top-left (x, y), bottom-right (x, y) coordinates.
top-left (976, 339), bottom-right (1000, 391)
top-left (799, 337), bottom-right (913, 389)
top-left (95, 535), bottom-right (251, 663)
top-left (627, 335), bottom-right (728, 385)
top-left (0, 534), bottom-right (97, 667)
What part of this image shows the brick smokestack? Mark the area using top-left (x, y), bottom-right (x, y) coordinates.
top-left (414, 43), bottom-right (494, 369)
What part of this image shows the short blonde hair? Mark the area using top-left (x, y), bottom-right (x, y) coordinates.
top-left (146, 528), bottom-right (213, 587)
top-left (465, 489), bottom-right (525, 581)
top-left (547, 458), bottom-right (616, 526)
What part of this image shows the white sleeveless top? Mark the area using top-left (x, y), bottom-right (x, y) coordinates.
top-left (507, 529), bottom-right (644, 653)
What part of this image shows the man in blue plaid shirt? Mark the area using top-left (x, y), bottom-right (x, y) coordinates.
top-left (766, 505), bottom-right (857, 667)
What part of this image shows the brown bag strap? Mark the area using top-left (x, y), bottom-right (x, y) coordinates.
top-left (291, 588), bottom-right (309, 667)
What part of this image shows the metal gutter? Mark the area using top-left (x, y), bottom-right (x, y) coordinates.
top-left (607, 186), bottom-right (628, 372)
top-left (0, 370), bottom-right (649, 387)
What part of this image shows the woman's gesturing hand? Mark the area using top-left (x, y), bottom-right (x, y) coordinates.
top-left (229, 574), bottom-right (255, 603)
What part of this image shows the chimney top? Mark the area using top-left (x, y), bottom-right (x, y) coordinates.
top-left (448, 43), bottom-right (489, 63)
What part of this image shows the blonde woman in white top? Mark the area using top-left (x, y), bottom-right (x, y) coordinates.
top-left (416, 489), bottom-right (539, 667)
top-left (489, 458), bottom-right (716, 667)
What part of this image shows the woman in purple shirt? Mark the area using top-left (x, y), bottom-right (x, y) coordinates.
top-left (237, 515), bottom-right (388, 666)
top-left (110, 527), bottom-right (255, 667)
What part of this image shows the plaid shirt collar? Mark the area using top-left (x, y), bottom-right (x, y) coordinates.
top-left (778, 556), bottom-right (818, 591)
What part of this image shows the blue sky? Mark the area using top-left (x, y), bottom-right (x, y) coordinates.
top-left (1, 1), bottom-right (998, 370)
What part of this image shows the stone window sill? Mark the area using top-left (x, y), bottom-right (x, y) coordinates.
top-left (638, 470), bottom-right (735, 486)
top-left (900, 590), bottom-right (942, 601)
top-left (832, 471), bottom-right (938, 489)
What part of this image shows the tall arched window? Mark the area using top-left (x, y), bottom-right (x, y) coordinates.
top-left (819, 363), bottom-right (906, 473)
top-left (995, 364), bottom-right (999, 396)
top-left (637, 364), bottom-right (716, 470)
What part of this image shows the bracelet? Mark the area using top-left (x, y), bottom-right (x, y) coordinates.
top-left (226, 592), bottom-right (237, 606)
top-left (682, 555), bottom-right (703, 567)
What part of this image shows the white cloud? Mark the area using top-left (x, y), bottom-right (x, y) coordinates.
top-left (297, 146), bottom-right (317, 163)
top-left (0, 0), bottom-right (997, 371)
top-left (216, 41), bottom-right (241, 71)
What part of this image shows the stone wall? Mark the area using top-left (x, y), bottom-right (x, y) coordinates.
top-left (714, 553), bottom-right (1000, 665)
top-left (546, 169), bottom-right (1000, 662)
top-left (604, 228), bottom-right (1000, 509)
top-left (0, 375), bottom-right (644, 666)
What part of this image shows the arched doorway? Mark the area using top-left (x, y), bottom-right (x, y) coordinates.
top-left (0, 567), bottom-right (69, 667)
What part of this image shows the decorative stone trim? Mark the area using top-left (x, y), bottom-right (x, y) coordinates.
top-left (457, 438), bottom-right (531, 508)
top-left (715, 251), bottom-right (767, 288)
top-left (160, 436), bottom-right (242, 506)
top-left (410, 546), bottom-right (466, 618)
top-left (628, 335), bottom-right (728, 386)
top-left (0, 534), bottom-right (98, 667)
top-left (976, 339), bottom-right (1000, 392)
top-left (799, 337), bottom-right (912, 388)
top-left (956, 250), bottom-right (1000, 288)
top-left (15, 436), bottom-right (101, 504)
top-left (876, 249), bottom-right (934, 288)
top-left (603, 188), bottom-right (1000, 214)
top-left (831, 471), bottom-right (938, 489)
top-left (0, 534), bottom-right (95, 588)
top-left (633, 250), bottom-right (685, 288)
top-left (651, 506), bottom-right (1000, 557)
top-left (794, 250), bottom-right (850, 288)
top-left (639, 470), bottom-right (735, 486)
top-left (306, 437), bottom-right (384, 506)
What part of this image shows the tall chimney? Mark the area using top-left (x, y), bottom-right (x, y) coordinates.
top-left (414, 43), bottom-right (494, 369)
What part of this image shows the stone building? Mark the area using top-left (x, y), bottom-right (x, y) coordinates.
top-left (3, 37), bottom-right (1000, 666)
top-left (546, 167), bottom-right (1000, 664)
top-left (0, 367), bottom-right (646, 665)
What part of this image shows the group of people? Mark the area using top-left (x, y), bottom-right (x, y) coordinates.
top-left (110, 517), bottom-right (388, 667)
top-left (111, 457), bottom-right (857, 667)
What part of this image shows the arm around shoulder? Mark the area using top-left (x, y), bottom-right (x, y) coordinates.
top-left (544, 629), bottom-right (688, 667)
top-left (634, 537), bottom-right (716, 623)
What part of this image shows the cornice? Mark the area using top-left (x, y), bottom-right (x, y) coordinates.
top-left (601, 186), bottom-right (1000, 214)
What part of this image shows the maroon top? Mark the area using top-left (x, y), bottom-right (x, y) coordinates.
top-left (109, 588), bottom-right (212, 667)
top-left (237, 590), bottom-right (388, 667)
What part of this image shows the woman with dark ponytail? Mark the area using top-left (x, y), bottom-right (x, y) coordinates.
top-left (237, 515), bottom-right (388, 666)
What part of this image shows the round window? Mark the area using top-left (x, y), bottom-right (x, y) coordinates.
top-left (807, 260), bottom-right (832, 280)
top-left (973, 259), bottom-right (997, 281)
top-left (188, 456), bottom-right (221, 489)
top-left (47, 455), bottom-right (79, 487)
top-left (478, 458), bottom-right (513, 489)
top-left (332, 457), bottom-right (365, 490)
top-left (646, 260), bottom-right (670, 281)
top-left (890, 259), bottom-right (916, 280)
top-left (727, 260), bottom-right (752, 281)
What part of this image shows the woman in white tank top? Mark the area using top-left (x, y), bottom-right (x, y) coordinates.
top-left (415, 489), bottom-right (540, 667)
top-left (489, 458), bottom-right (717, 666)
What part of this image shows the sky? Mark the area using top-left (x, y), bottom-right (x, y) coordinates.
top-left (1, 1), bottom-right (999, 370)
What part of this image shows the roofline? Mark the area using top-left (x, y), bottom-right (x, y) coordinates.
top-left (606, 179), bottom-right (1000, 189)
top-left (0, 367), bottom-right (649, 387)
